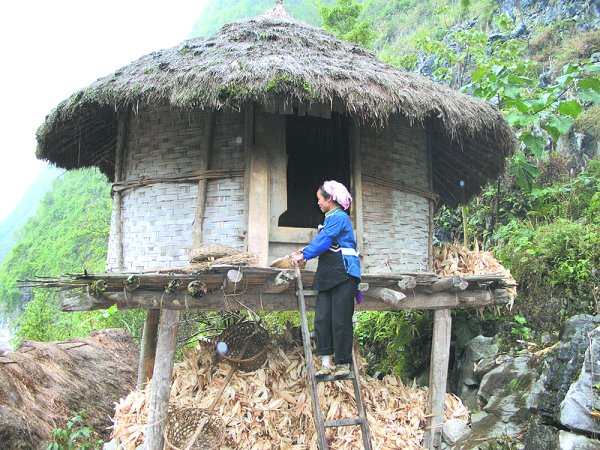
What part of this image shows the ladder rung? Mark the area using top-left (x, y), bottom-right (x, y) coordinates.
top-left (324, 417), bottom-right (365, 428)
top-left (297, 289), bottom-right (318, 297)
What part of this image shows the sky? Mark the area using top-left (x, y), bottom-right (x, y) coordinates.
top-left (0, 0), bottom-right (209, 222)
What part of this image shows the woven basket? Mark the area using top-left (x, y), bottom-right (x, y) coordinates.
top-left (216, 321), bottom-right (270, 372)
top-left (164, 407), bottom-right (224, 450)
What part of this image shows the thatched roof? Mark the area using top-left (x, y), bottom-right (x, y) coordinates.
top-left (36, 3), bottom-right (516, 206)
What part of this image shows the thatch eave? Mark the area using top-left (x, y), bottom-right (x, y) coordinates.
top-left (35, 3), bottom-right (516, 206)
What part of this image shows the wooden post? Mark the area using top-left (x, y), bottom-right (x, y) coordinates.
top-left (113, 109), bottom-right (129, 270)
top-left (191, 110), bottom-right (215, 248)
top-left (425, 118), bottom-right (434, 271)
top-left (247, 105), bottom-right (273, 265)
top-left (423, 309), bottom-right (452, 449)
top-left (351, 120), bottom-right (364, 255)
top-left (136, 308), bottom-right (159, 389)
top-left (144, 309), bottom-right (181, 450)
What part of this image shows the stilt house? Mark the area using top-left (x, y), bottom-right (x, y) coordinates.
top-left (35, 3), bottom-right (516, 448)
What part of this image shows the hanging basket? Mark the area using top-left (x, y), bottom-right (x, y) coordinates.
top-left (164, 407), bottom-right (224, 450)
top-left (216, 321), bottom-right (270, 372)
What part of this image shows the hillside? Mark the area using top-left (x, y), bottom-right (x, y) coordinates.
top-left (190, 0), bottom-right (327, 36)
top-left (0, 165), bottom-right (62, 264)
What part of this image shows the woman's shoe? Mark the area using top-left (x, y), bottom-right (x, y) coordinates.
top-left (315, 366), bottom-right (332, 377)
top-left (333, 364), bottom-right (350, 378)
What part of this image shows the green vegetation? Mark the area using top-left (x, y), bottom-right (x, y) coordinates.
top-left (0, 168), bottom-right (145, 347)
top-left (317, 0), bottom-right (376, 47)
top-left (189, 0), bottom-right (331, 37)
top-left (47, 414), bottom-right (103, 450)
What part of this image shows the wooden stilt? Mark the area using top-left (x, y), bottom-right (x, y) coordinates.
top-left (422, 309), bottom-right (452, 449)
top-left (136, 308), bottom-right (160, 389)
top-left (144, 309), bottom-right (181, 450)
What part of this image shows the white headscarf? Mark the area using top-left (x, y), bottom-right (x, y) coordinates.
top-left (323, 180), bottom-right (352, 210)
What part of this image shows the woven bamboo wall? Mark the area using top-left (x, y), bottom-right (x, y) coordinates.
top-left (360, 115), bottom-right (430, 273)
top-left (200, 111), bottom-right (246, 248)
top-left (106, 106), bottom-right (246, 272)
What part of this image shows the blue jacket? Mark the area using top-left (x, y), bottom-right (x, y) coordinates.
top-left (302, 208), bottom-right (361, 281)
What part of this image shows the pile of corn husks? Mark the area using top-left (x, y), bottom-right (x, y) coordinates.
top-left (112, 343), bottom-right (468, 449)
top-left (433, 244), bottom-right (517, 303)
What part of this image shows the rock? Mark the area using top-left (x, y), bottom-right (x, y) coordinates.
top-left (455, 335), bottom-right (499, 411)
top-left (467, 355), bottom-right (538, 439)
top-left (523, 415), bottom-right (559, 450)
top-left (511, 22), bottom-right (527, 38)
top-left (536, 315), bottom-right (600, 423)
top-left (559, 430), bottom-right (600, 449)
top-left (103, 439), bottom-right (120, 450)
top-left (559, 326), bottom-right (600, 434)
top-left (442, 419), bottom-right (471, 445)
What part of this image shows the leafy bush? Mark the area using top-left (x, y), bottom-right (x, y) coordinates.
top-left (47, 414), bottom-right (103, 450)
top-left (355, 310), bottom-right (433, 380)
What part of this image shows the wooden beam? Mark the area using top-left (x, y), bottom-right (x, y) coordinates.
top-left (222, 269), bottom-right (243, 294)
top-left (423, 309), bottom-right (452, 449)
top-left (397, 276), bottom-right (417, 290)
top-left (260, 270), bottom-right (294, 294)
top-left (60, 288), bottom-right (510, 312)
top-left (113, 109), bottom-right (129, 270)
top-left (136, 308), bottom-right (159, 389)
top-left (363, 287), bottom-right (406, 309)
top-left (428, 275), bottom-right (468, 293)
top-left (351, 119), bottom-right (364, 255)
top-left (246, 105), bottom-right (272, 265)
top-left (191, 110), bottom-right (215, 248)
top-left (145, 309), bottom-right (181, 450)
top-left (425, 119), bottom-right (434, 271)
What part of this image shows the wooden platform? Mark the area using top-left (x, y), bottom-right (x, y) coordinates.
top-left (25, 265), bottom-right (514, 312)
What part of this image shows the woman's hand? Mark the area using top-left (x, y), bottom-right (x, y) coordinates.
top-left (290, 251), bottom-right (305, 266)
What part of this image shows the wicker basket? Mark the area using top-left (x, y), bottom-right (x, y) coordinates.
top-left (216, 321), bottom-right (270, 372)
top-left (164, 407), bottom-right (224, 450)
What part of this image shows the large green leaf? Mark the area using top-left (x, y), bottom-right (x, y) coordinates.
top-left (520, 132), bottom-right (546, 158)
top-left (579, 77), bottom-right (600, 93)
top-left (557, 100), bottom-right (583, 119)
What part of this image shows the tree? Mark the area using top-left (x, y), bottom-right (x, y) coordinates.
top-left (317, 0), bottom-right (376, 48)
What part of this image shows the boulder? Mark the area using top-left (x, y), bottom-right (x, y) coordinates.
top-left (442, 418), bottom-right (471, 445)
top-left (536, 315), bottom-right (600, 423)
top-left (559, 326), bottom-right (600, 434)
top-left (455, 335), bottom-right (500, 411)
top-left (558, 430), bottom-right (600, 449)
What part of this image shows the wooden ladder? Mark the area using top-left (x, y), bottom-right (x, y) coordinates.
top-left (294, 266), bottom-right (373, 450)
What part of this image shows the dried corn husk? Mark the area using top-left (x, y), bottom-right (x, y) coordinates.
top-left (433, 244), bottom-right (517, 304)
top-left (189, 244), bottom-right (242, 263)
top-left (270, 252), bottom-right (306, 269)
top-left (111, 344), bottom-right (469, 449)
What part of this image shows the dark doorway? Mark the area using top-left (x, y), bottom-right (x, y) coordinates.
top-left (278, 112), bottom-right (351, 228)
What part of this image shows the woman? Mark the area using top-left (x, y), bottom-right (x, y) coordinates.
top-left (291, 180), bottom-right (361, 378)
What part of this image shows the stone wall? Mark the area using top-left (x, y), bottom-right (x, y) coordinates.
top-left (360, 115), bottom-right (431, 273)
top-left (106, 106), bottom-right (246, 272)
